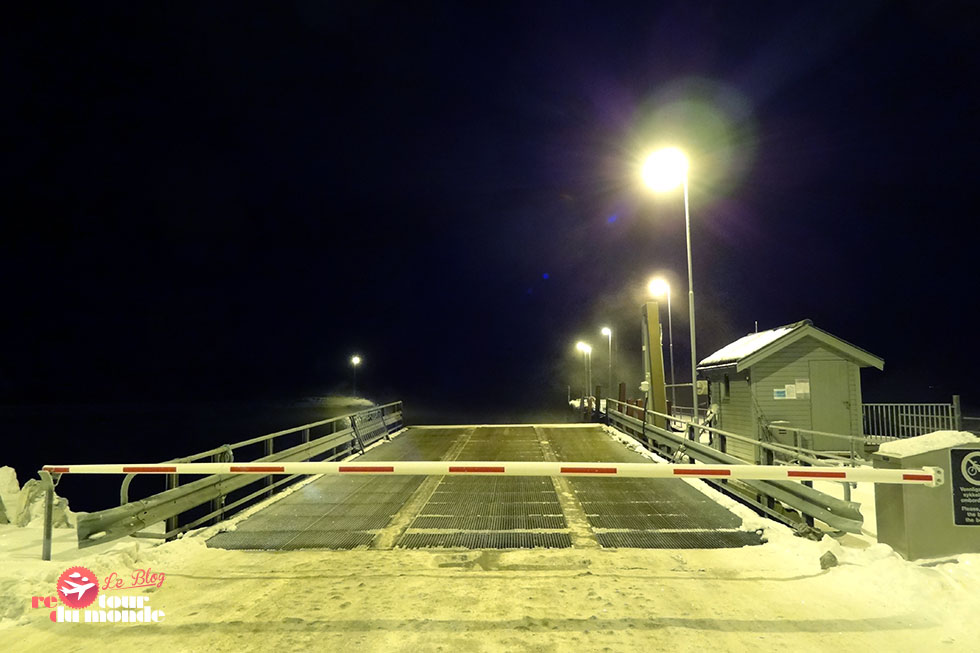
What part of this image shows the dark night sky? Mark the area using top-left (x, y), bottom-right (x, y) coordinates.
top-left (3, 1), bottom-right (980, 416)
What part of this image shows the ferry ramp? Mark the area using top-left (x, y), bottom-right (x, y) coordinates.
top-left (206, 425), bottom-right (762, 551)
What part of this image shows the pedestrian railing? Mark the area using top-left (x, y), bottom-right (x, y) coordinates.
top-left (37, 401), bottom-right (403, 560)
top-left (862, 397), bottom-right (961, 441)
top-left (604, 398), bottom-right (866, 535)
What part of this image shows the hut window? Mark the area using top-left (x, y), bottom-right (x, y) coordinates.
top-left (722, 374), bottom-right (730, 402)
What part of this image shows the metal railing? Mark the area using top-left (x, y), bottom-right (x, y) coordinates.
top-left (765, 423), bottom-right (867, 469)
top-left (862, 397), bottom-right (961, 441)
top-left (603, 398), bottom-right (864, 535)
top-left (964, 416), bottom-right (980, 435)
top-left (40, 401), bottom-right (404, 558)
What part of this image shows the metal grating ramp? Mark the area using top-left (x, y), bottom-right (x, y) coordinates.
top-left (395, 427), bottom-right (569, 549)
top-left (208, 425), bottom-right (764, 552)
top-left (206, 475), bottom-right (425, 550)
top-left (596, 530), bottom-right (762, 549)
top-left (399, 532), bottom-right (572, 549)
top-left (207, 428), bottom-right (460, 551)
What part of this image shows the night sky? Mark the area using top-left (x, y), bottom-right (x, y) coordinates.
top-left (4, 1), bottom-right (979, 418)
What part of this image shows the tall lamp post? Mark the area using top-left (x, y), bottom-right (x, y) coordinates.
top-left (600, 327), bottom-right (612, 400)
top-left (648, 278), bottom-right (676, 410)
top-left (350, 355), bottom-right (362, 395)
top-left (642, 147), bottom-right (698, 419)
top-left (575, 341), bottom-right (592, 402)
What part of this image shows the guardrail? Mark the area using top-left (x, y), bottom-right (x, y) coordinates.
top-left (603, 399), bottom-right (866, 536)
top-left (37, 401), bottom-right (403, 560)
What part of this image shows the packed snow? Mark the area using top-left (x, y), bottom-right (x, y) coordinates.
top-left (878, 430), bottom-right (979, 457)
top-left (697, 321), bottom-right (805, 368)
top-left (1, 427), bottom-right (978, 651)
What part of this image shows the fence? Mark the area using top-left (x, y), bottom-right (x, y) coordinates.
top-left (39, 401), bottom-right (403, 559)
top-left (603, 398), bottom-right (866, 535)
top-left (862, 397), bottom-right (961, 441)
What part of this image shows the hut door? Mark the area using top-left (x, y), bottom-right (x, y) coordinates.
top-left (809, 360), bottom-right (851, 436)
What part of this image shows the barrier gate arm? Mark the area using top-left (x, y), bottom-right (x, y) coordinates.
top-left (42, 461), bottom-right (944, 486)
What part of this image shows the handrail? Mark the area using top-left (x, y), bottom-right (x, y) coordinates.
top-left (38, 402), bottom-right (405, 559)
top-left (156, 400), bottom-right (404, 463)
top-left (603, 403), bottom-right (865, 534)
top-left (120, 401), bottom-right (402, 504)
top-left (605, 399), bottom-right (858, 467)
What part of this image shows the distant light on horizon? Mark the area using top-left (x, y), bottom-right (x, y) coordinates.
top-left (641, 147), bottom-right (688, 192)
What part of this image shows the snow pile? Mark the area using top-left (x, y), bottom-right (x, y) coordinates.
top-left (0, 466), bottom-right (74, 529)
top-left (878, 430), bottom-right (979, 457)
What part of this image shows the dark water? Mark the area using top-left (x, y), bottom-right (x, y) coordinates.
top-left (0, 398), bottom-right (383, 511)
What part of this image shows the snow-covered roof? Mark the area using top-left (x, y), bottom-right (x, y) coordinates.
top-left (698, 320), bottom-right (809, 369)
top-left (697, 319), bottom-right (884, 372)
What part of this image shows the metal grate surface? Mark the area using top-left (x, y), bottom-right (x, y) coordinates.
top-left (411, 515), bottom-right (566, 530)
top-left (596, 530), bottom-right (763, 549)
top-left (209, 425), bottom-right (763, 552)
top-left (398, 532), bottom-right (572, 549)
top-left (207, 429), bottom-right (460, 551)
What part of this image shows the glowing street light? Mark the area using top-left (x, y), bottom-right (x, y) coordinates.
top-left (600, 327), bottom-right (613, 399)
top-left (350, 355), bottom-right (362, 395)
top-left (642, 147), bottom-right (698, 418)
top-left (648, 278), bottom-right (676, 410)
top-left (575, 341), bottom-right (592, 400)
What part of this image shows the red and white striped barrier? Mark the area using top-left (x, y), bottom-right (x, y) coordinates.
top-left (42, 461), bottom-right (944, 486)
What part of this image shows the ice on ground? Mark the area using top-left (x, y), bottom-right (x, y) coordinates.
top-left (878, 430), bottom-right (979, 457)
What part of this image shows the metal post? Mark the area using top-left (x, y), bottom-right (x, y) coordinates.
top-left (953, 395), bottom-right (962, 430)
top-left (683, 178), bottom-right (698, 421)
top-left (165, 473), bottom-right (179, 537)
top-left (41, 470), bottom-right (54, 561)
top-left (666, 285), bottom-right (676, 410)
top-left (209, 453), bottom-right (224, 525)
top-left (264, 438), bottom-right (274, 498)
top-left (606, 332), bottom-right (612, 406)
top-left (587, 351), bottom-right (592, 399)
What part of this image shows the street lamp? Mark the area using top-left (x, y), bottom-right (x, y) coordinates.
top-left (642, 147), bottom-right (698, 419)
top-left (600, 327), bottom-right (612, 400)
top-left (648, 278), bottom-right (676, 410)
top-left (350, 355), bottom-right (362, 395)
top-left (575, 341), bottom-right (592, 401)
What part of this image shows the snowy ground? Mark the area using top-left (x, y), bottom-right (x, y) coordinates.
top-left (1, 427), bottom-right (978, 651)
